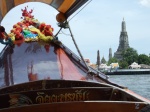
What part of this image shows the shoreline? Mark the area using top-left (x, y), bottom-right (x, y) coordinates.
top-left (104, 69), bottom-right (150, 75)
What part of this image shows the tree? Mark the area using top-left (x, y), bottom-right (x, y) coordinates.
top-left (107, 57), bottom-right (118, 65)
top-left (119, 60), bottom-right (128, 69)
top-left (122, 48), bottom-right (138, 65)
top-left (138, 54), bottom-right (150, 65)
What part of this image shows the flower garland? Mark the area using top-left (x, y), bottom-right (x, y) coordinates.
top-left (7, 6), bottom-right (54, 46)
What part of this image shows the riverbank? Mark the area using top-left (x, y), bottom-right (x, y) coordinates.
top-left (105, 69), bottom-right (150, 75)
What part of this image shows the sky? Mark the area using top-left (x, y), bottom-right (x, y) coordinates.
top-left (0, 0), bottom-right (150, 64)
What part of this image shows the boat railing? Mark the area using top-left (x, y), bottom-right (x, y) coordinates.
top-left (89, 66), bottom-right (109, 79)
top-left (60, 43), bottom-right (88, 71)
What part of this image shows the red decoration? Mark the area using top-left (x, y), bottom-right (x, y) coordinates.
top-left (21, 6), bottom-right (34, 19)
top-left (44, 44), bottom-right (50, 53)
top-left (7, 6), bottom-right (55, 46)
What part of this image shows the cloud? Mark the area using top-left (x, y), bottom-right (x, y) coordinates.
top-left (139, 0), bottom-right (150, 7)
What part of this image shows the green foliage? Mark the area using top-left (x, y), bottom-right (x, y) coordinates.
top-left (119, 60), bottom-right (128, 69)
top-left (94, 48), bottom-right (150, 69)
top-left (122, 48), bottom-right (138, 65)
top-left (138, 54), bottom-right (150, 65)
top-left (108, 57), bottom-right (118, 65)
top-left (101, 57), bottom-right (106, 64)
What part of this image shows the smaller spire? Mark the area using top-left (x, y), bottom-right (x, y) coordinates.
top-left (97, 50), bottom-right (100, 70)
top-left (109, 47), bottom-right (112, 60)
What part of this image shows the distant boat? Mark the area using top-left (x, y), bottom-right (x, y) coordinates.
top-left (0, 0), bottom-right (149, 112)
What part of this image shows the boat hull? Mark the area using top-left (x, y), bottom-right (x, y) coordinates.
top-left (0, 80), bottom-right (149, 112)
top-left (0, 102), bottom-right (149, 112)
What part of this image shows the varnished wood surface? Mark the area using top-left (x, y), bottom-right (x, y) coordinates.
top-left (0, 80), bottom-right (110, 94)
top-left (0, 101), bottom-right (148, 112)
top-left (0, 86), bottom-right (146, 110)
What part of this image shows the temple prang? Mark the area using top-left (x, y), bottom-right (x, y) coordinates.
top-left (114, 18), bottom-right (130, 60)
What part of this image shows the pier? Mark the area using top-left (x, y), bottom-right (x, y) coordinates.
top-left (105, 69), bottom-right (150, 75)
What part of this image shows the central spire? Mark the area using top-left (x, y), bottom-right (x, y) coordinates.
top-left (114, 18), bottom-right (130, 60)
top-left (122, 18), bottom-right (126, 32)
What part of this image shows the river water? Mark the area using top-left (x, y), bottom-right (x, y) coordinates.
top-left (108, 74), bottom-right (150, 100)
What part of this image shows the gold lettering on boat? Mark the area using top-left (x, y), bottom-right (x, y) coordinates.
top-left (59, 94), bottom-right (65, 102)
top-left (45, 95), bottom-right (50, 103)
top-left (51, 95), bottom-right (57, 102)
top-left (36, 92), bottom-right (45, 103)
top-left (75, 90), bottom-right (87, 101)
top-left (35, 89), bottom-right (89, 103)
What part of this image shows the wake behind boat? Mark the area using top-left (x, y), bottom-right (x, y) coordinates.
top-left (0, 0), bottom-right (150, 112)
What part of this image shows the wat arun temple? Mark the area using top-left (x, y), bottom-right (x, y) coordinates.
top-left (114, 18), bottom-right (130, 60)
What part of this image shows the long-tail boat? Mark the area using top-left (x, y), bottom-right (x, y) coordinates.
top-left (0, 0), bottom-right (150, 112)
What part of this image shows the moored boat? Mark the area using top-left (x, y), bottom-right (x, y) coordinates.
top-left (0, 0), bottom-right (150, 112)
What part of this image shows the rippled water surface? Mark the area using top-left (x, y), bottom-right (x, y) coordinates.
top-left (109, 74), bottom-right (150, 100)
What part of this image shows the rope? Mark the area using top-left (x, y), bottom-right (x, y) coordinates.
top-left (60, 30), bottom-right (71, 36)
top-left (67, 22), bottom-right (90, 72)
